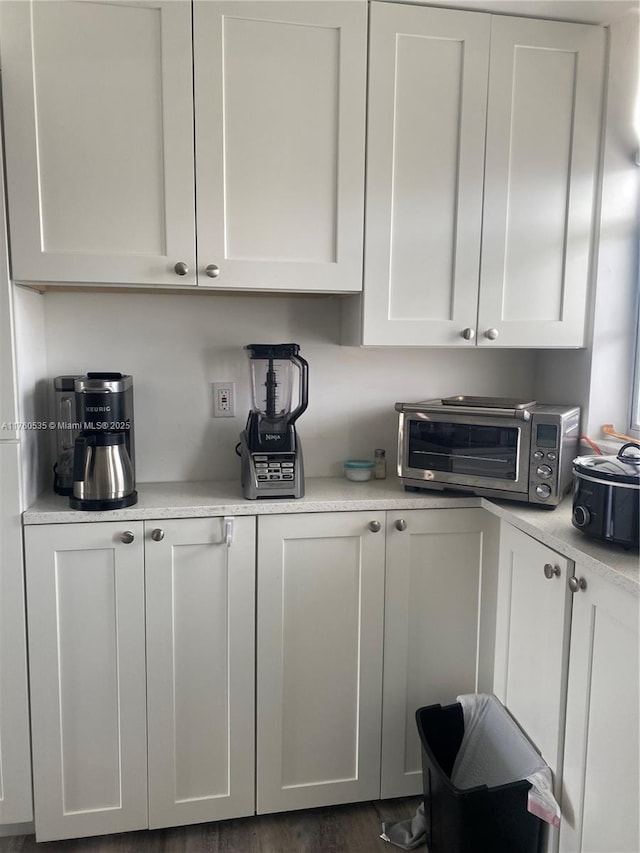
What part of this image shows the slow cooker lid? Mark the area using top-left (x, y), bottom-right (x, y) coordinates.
top-left (574, 442), bottom-right (640, 485)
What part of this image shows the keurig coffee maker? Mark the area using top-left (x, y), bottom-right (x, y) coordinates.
top-left (239, 344), bottom-right (308, 499)
top-left (70, 372), bottom-right (137, 510)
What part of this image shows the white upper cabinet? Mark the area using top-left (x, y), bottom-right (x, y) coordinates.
top-left (0, 0), bottom-right (197, 286)
top-left (478, 16), bottom-right (605, 348)
top-left (0, 0), bottom-right (367, 292)
top-left (349, 2), bottom-right (604, 347)
top-left (193, 2), bottom-right (367, 291)
top-left (358, 2), bottom-right (490, 346)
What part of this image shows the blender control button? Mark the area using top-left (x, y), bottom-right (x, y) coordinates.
top-left (547, 452), bottom-right (557, 460)
top-left (254, 455), bottom-right (268, 461)
top-left (257, 475), bottom-right (268, 481)
top-left (255, 462), bottom-right (268, 468)
top-left (282, 462), bottom-right (294, 467)
top-left (269, 474), bottom-right (281, 480)
top-left (283, 473), bottom-right (294, 479)
top-left (533, 451), bottom-right (544, 460)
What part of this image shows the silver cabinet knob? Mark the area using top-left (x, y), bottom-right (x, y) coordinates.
top-left (174, 261), bottom-right (189, 276)
top-left (543, 563), bottom-right (561, 579)
top-left (461, 327), bottom-right (475, 341)
top-left (205, 264), bottom-right (220, 278)
top-left (151, 529), bottom-right (165, 542)
top-left (368, 520), bottom-right (382, 533)
top-left (568, 575), bottom-right (587, 593)
top-left (120, 531), bottom-right (135, 544)
top-left (484, 328), bottom-right (499, 341)
top-left (395, 519), bottom-right (407, 531)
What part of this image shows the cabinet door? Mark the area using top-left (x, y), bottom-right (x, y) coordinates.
top-left (257, 511), bottom-right (385, 813)
top-left (493, 522), bottom-right (572, 847)
top-left (381, 508), bottom-right (499, 798)
top-left (360, 3), bottom-right (489, 345)
top-left (145, 517), bottom-right (255, 828)
top-left (0, 0), bottom-right (196, 286)
top-left (0, 146), bottom-right (18, 435)
top-left (0, 444), bottom-right (32, 825)
top-left (193, 1), bottom-right (366, 292)
top-left (24, 522), bottom-right (147, 841)
top-left (560, 568), bottom-right (639, 853)
top-left (478, 16), bottom-right (604, 347)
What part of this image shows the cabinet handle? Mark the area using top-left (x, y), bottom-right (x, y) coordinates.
top-left (174, 261), bottom-right (189, 276)
top-left (151, 528), bottom-right (164, 542)
top-left (368, 520), bottom-right (381, 533)
top-left (205, 264), bottom-right (220, 278)
top-left (395, 519), bottom-right (407, 531)
top-left (120, 531), bottom-right (135, 544)
top-left (461, 327), bottom-right (475, 341)
top-left (484, 328), bottom-right (499, 341)
top-left (568, 575), bottom-right (587, 593)
top-left (543, 563), bottom-right (561, 579)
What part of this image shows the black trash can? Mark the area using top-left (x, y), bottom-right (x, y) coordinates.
top-left (416, 702), bottom-right (544, 853)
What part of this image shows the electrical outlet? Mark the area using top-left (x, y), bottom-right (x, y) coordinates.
top-left (213, 382), bottom-right (235, 417)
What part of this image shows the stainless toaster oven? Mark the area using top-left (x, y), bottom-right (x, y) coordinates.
top-left (396, 397), bottom-right (580, 507)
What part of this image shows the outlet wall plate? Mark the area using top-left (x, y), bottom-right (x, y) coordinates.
top-left (213, 382), bottom-right (235, 417)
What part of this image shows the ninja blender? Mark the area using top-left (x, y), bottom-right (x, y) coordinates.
top-left (239, 344), bottom-right (308, 499)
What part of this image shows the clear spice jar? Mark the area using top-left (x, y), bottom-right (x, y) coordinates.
top-left (374, 448), bottom-right (387, 479)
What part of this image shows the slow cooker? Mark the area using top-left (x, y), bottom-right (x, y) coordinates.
top-left (572, 442), bottom-right (640, 549)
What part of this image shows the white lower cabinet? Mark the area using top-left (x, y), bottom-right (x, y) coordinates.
top-left (256, 508), bottom-right (498, 810)
top-left (559, 567), bottom-right (639, 853)
top-left (0, 443), bottom-right (33, 827)
top-left (22, 509), bottom-right (638, 844)
top-left (494, 522), bottom-right (640, 853)
top-left (494, 523), bottom-right (573, 853)
top-left (145, 517), bottom-right (255, 829)
top-left (381, 508), bottom-right (499, 799)
top-left (24, 516), bottom-right (255, 841)
top-left (24, 521), bottom-right (148, 842)
top-left (256, 511), bottom-right (386, 813)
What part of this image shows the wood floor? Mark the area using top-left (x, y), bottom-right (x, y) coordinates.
top-left (0, 798), bottom-right (422, 853)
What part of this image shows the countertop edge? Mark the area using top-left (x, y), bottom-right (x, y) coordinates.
top-left (23, 478), bottom-right (639, 594)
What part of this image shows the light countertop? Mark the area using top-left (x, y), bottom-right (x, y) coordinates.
top-left (24, 477), bottom-right (639, 594)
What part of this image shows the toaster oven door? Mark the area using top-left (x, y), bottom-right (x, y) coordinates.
top-left (400, 413), bottom-right (531, 495)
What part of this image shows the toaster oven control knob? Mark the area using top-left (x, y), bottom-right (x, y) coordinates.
top-left (484, 328), bottom-right (499, 340)
top-left (461, 327), bottom-right (475, 340)
top-left (174, 261), bottom-right (189, 276)
top-left (536, 464), bottom-right (552, 478)
top-left (535, 483), bottom-right (552, 499)
top-left (573, 505), bottom-right (591, 528)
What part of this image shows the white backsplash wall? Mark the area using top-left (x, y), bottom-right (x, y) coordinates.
top-left (43, 291), bottom-right (538, 483)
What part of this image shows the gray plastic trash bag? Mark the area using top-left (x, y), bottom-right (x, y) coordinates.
top-left (380, 802), bottom-right (427, 850)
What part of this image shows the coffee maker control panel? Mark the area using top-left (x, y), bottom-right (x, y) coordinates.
top-left (253, 453), bottom-right (297, 482)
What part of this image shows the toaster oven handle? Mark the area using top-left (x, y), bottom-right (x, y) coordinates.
top-left (395, 402), bottom-right (531, 421)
